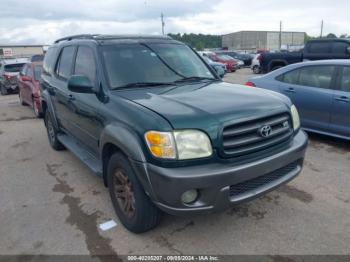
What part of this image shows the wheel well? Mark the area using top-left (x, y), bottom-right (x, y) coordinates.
top-left (102, 143), bottom-right (122, 187)
top-left (269, 61), bottom-right (287, 71)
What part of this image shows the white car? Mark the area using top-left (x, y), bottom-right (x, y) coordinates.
top-left (251, 54), bottom-right (261, 74)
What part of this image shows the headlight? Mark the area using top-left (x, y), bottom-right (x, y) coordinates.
top-left (145, 130), bottom-right (212, 160)
top-left (291, 105), bottom-right (300, 131)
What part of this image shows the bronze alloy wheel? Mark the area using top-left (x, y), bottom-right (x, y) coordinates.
top-left (113, 169), bottom-right (136, 218)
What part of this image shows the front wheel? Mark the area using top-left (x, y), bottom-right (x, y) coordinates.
top-left (107, 152), bottom-right (161, 233)
top-left (0, 84), bottom-right (8, 96)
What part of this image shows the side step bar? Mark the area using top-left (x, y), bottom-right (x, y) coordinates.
top-left (57, 133), bottom-right (103, 176)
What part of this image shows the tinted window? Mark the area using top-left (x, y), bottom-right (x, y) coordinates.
top-left (20, 64), bottom-right (28, 76)
top-left (277, 69), bottom-right (299, 84)
top-left (298, 66), bottom-right (335, 89)
top-left (308, 42), bottom-right (330, 53)
top-left (332, 42), bottom-right (350, 54)
top-left (74, 46), bottom-right (96, 83)
top-left (34, 65), bottom-right (43, 80)
top-left (340, 67), bottom-right (350, 92)
top-left (27, 67), bottom-right (33, 78)
top-left (43, 47), bottom-right (58, 75)
top-left (4, 63), bottom-right (25, 72)
top-left (56, 46), bottom-right (75, 79)
top-left (31, 55), bottom-right (44, 62)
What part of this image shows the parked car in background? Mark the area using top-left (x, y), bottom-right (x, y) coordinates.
top-left (246, 60), bottom-right (350, 140)
top-left (18, 62), bottom-right (43, 117)
top-left (251, 54), bottom-right (262, 74)
top-left (216, 51), bottom-right (252, 66)
top-left (30, 54), bottom-right (45, 62)
top-left (41, 34), bottom-right (307, 233)
top-left (0, 58), bottom-right (28, 95)
top-left (208, 54), bottom-right (238, 72)
top-left (260, 38), bottom-right (350, 73)
top-left (202, 56), bottom-right (226, 78)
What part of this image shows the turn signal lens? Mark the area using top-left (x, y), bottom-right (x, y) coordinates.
top-left (145, 131), bottom-right (176, 159)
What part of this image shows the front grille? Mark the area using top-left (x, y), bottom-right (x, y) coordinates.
top-left (229, 161), bottom-right (299, 198)
top-left (221, 113), bottom-right (293, 158)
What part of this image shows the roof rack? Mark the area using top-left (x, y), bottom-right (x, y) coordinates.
top-left (54, 34), bottom-right (100, 44)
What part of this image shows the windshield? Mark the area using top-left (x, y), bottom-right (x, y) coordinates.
top-left (4, 63), bottom-right (25, 73)
top-left (34, 65), bottom-right (43, 80)
top-left (102, 43), bottom-right (215, 89)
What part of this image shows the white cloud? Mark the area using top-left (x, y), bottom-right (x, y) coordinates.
top-left (0, 0), bottom-right (349, 44)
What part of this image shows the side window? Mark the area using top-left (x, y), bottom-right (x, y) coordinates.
top-left (56, 46), bottom-right (75, 79)
top-left (74, 46), bottom-right (96, 83)
top-left (332, 42), bottom-right (350, 54)
top-left (43, 47), bottom-right (58, 75)
top-left (277, 69), bottom-right (300, 84)
top-left (340, 67), bottom-right (350, 92)
top-left (27, 67), bottom-right (33, 78)
top-left (298, 66), bottom-right (335, 89)
top-left (308, 42), bottom-right (331, 53)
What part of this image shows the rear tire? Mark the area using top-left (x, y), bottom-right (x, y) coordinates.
top-left (19, 91), bottom-right (26, 105)
top-left (0, 84), bottom-right (8, 96)
top-left (107, 152), bottom-right (161, 233)
top-left (32, 97), bottom-right (42, 118)
top-left (253, 65), bottom-right (261, 74)
top-left (44, 111), bottom-right (65, 150)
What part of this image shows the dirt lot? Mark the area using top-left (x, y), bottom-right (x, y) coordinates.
top-left (0, 69), bottom-right (350, 257)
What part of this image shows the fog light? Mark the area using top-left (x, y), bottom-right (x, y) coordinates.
top-left (181, 189), bottom-right (198, 204)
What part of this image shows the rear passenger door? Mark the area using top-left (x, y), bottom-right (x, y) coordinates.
top-left (305, 41), bottom-right (331, 61)
top-left (330, 66), bottom-right (350, 137)
top-left (278, 65), bottom-right (336, 132)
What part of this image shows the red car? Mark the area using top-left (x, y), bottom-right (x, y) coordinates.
top-left (18, 62), bottom-right (43, 117)
top-left (208, 54), bottom-right (238, 72)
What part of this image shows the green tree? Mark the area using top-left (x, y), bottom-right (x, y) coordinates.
top-left (167, 33), bottom-right (222, 50)
top-left (326, 33), bottom-right (337, 38)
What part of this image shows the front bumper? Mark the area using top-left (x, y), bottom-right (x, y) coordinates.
top-left (132, 130), bottom-right (308, 216)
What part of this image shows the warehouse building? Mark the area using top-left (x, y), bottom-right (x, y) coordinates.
top-left (0, 45), bottom-right (46, 59)
top-left (222, 31), bottom-right (305, 51)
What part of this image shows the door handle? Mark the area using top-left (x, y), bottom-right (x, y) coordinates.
top-left (284, 87), bottom-right (295, 93)
top-left (335, 96), bottom-right (350, 102)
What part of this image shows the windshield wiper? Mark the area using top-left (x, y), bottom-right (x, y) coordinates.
top-left (113, 82), bottom-right (175, 89)
top-left (174, 76), bottom-right (217, 83)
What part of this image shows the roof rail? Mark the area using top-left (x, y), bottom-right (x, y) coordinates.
top-left (54, 34), bottom-right (100, 44)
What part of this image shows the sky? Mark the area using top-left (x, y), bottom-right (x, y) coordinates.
top-left (0, 0), bottom-right (349, 44)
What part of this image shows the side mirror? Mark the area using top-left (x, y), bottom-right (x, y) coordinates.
top-left (67, 75), bottom-right (94, 94)
top-left (21, 76), bottom-right (32, 82)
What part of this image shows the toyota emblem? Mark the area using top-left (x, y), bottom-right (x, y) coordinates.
top-left (259, 125), bottom-right (272, 138)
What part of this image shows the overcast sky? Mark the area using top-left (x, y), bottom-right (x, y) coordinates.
top-left (0, 0), bottom-right (349, 44)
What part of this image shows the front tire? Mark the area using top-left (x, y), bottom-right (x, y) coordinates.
top-left (44, 111), bottom-right (65, 150)
top-left (0, 84), bottom-right (8, 95)
top-left (107, 152), bottom-right (161, 233)
top-left (19, 90), bottom-right (26, 105)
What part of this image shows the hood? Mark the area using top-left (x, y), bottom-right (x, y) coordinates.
top-left (115, 81), bottom-right (291, 133)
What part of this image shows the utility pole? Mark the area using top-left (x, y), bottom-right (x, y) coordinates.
top-left (279, 21), bottom-right (282, 51)
top-left (320, 20), bottom-right (324, 38)
top-left (161, 13), bottom-right (165, 35)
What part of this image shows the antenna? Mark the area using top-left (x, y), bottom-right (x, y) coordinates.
top-left (161, 13), bottom-right (165, 35)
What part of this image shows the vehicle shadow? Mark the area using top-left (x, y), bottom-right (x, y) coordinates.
top-left (306, 131), bottom-right (350, 153)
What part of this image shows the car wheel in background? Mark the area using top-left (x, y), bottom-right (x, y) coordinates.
top-left (107, 152), bottom-right (162, 233)
top-left (0, 84), bottom-right (8, 95)
top-left (32, 97), bottom-right (42, 118)
top-left (19, 91), bottom-right (26, 105)
top-left (44, 111), bottom-right (65, 150)
top-left (253, 65), bottom-right (261, 74)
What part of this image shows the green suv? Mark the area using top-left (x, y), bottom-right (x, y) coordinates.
top-left (41, 34), bottom-right (308, 233)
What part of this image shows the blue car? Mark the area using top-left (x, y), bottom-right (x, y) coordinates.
top-left (202, 56), bottom-right (226, 78)
top-left (247, 60), bottom-right (350, 140)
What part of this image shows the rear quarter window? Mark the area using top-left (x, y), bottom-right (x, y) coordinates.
top-left (308, 42), bottom-right (331, 53)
